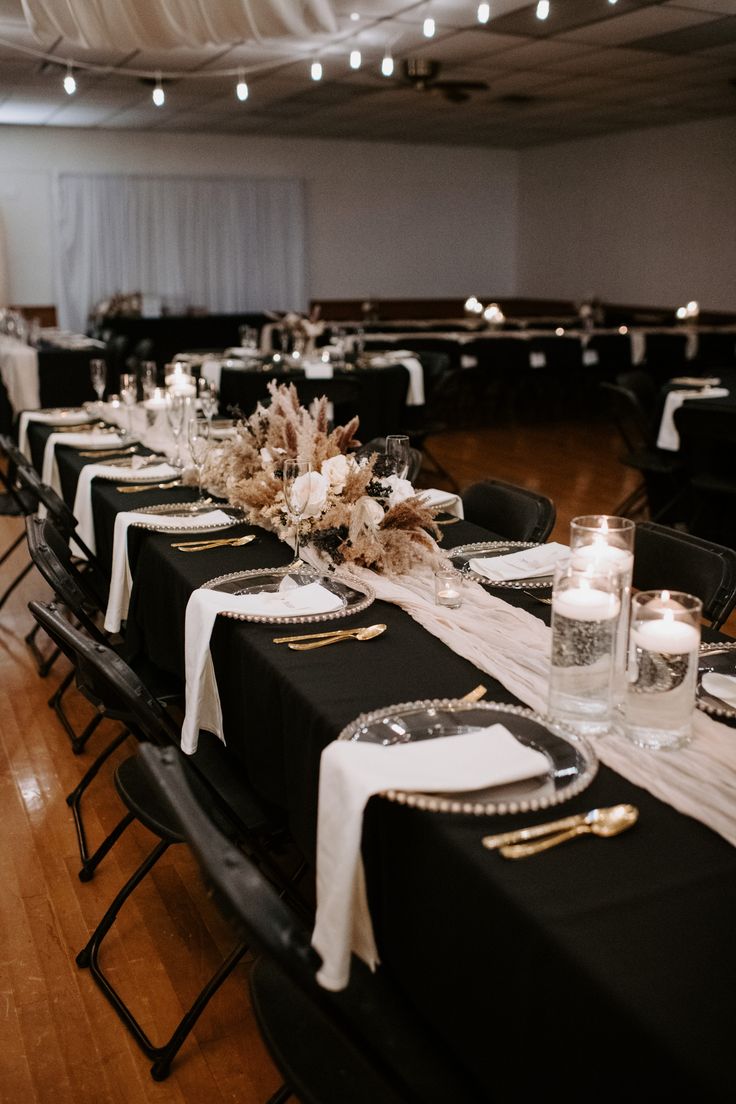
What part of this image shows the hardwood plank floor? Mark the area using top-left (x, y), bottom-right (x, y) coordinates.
top-left (0, 417), bottom-right (732, 1103)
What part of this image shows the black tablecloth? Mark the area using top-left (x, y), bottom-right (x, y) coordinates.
top-left (32, 421), bottom-right (736, 1100)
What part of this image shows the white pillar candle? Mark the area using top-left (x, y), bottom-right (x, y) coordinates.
top-left (632, 615), bottom-right (700, 654)
top-left (552, 587), bottom-right (620, 621)
top-left (571, 540), bottom-right (633, 574)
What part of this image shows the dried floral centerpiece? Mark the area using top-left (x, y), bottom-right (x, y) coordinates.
top-left (202, 382), bottom-right (441, 574)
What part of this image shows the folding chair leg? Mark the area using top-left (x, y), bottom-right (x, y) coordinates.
top-left (26, 622), bottom-right (61, 677)
top-left (266, 1086), bottom-right (293, 1104)
top-left (66, 726), bottom-right (132, 874)
top-left (51, 671), bottom-right (105, 754)
top-left (77, 837), bottom-right (250, 1080)
top-left (0, 529), bottom-right (25, 567)
top-left (0, 560), bottom-right (33, 610)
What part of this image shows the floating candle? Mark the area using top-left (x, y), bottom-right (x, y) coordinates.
top-left (552, 586), bottom-right (620, 622)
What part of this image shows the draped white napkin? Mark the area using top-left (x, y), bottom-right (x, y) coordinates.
top-left (656, 387), bottom-right (729, 451)
top-left (18, 408), bottom-right (92, 458)
top-left (417, 487), bottom-right (464, 519)
top-left (701, 673), bottom-right (736, 709)
top-left (469, 542), bottom-right (568, 582)
top-left (72, 460), bottom-right (178, 554)
top-left (303, 360), bottom-right (334, 380)
top-left (181, 578), bottom-right (344, 753)
top-left (312, 728), bottom-right (549, 991)
top-left (104, 509), bottom-right (231, 633)
top-left (0, 335), bottom-right (39, 414)
top-left (41, 430), bottom-right (124, 493)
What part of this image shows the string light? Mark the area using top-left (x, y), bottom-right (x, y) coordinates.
top-left (236, 69), bottom-right (248, 101)
top-left (63, 61), bottom-right (76, 95)
top-left (152, 73), bottom-right (165, 106)
top-left (381, 51), bottom-right (394, 77)
top-left (423, 16), bottom-right (436, 37)
top-left (349, 49), bottom-right (361, 70)
top-left (536, 0), bottom-right (550, 18)
top-left (310, 59), bottom-right (323, 81)
top-left (477, 3), bottom-right (491, 23)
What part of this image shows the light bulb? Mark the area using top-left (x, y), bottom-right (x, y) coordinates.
top-left (381, 54), bottom-right (394, 77)
top-left (423, 16), bottom-right (436, 37)
top-left (477, 2), bottom-right (490, 23)
top-left (236, 79), bottom-right (249, 101)
top-left (311, 60), bottom-right (323, 81)
top-left (350, 10), bottom-right (360, 20)
top-left (349, 49), bottom-right (361, 70)
top-left (152, 83), bottom-right (165, 107)
top-left (63, 67), bottom-right (76, 95)
top-left (536, 0), bottom-right (550, 19)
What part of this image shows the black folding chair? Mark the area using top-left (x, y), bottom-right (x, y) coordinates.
top-left (461, 479), bottom-right (556, 543)
top-left (0, 434), bottom-right (39, 610)
top-left (137, 743), bottom-right (483, 1103)
top-left (633, 522), bottom-right (736, 630)
top-left (29, 601), bottom-right (293, 1082)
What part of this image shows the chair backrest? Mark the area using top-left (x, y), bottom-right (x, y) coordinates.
top-left (354, 437), bottom-right (423, 484)
top-left (673, 402), bottom-right (736, 474)
top-left (599, 381), bottom-right (654, 454)
top-left (0, 434), bottom-right (38, 515)
top-left (3, 437), bottom-right (77, 535)
top-left (28, 600), bottom-right (177, 738)
top-left (633, 522), bottom-right (736, 629)
top-left (137, 744), bottom-right (481, 1104)
top-left (462, 479), bottom-right (556, 543)
top-left (25, 514), bottom-right (105, 641)
top-left (615, 369), bottom-right (658, 422)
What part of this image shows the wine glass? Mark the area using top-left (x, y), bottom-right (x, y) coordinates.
top-left (187, 418), bottom-right (210, 501)
top-left (90, 359), bottom-right (107, 408)
top-left (166, 393), bottom-right (186, 468)
top-left (385, 435), bottom-right (411, 481)
top-left (282, 459), bottom-right (312, 569)
top-left (140, 361), bottom-right (157, 399)
top-left (119, 372), bottom-right (137, 439)
top-left (198, 378), bottom-right (219, 426)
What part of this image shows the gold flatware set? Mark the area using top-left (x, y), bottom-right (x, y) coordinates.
top-left (116, 479), bottom-right (183, 493)
top-left (276, 623), bottom-right (388, 650)
top-left (78, 445), bottom-right (140, 459)
top-left (482, 803), bottom-right (638, 859)
top-left (171, 534), bottom-right (257, 552)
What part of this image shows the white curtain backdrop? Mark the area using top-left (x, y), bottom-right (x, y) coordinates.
top-left (55, 172), bottom-right (306, 331)
top-left (0, 209), bottom-right (8, 307)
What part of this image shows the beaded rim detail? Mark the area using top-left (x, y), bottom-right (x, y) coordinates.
top-left (339, 698), bottom-right (598, 816)
top-left (697, 642), bottom-right (736, 721)
top-left (128, 501), bottom-right (244, 535)
top-left (201, 565), bottom-right (375, 625)
top-left (449, 541), bottom-right (555, 590)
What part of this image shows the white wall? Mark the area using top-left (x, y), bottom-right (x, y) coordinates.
top-left (515, 116), bottom-right (736, 313)
top-left (0, 125), bottom-right (518, 311)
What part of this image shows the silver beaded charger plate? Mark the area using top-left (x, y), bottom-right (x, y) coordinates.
top-left (339, 699), bottom-right (597, 816)
top-left (697, 642), bottom-right (736, 722)
top-left (449, 541), bottom-right (553, 590)
top-left (129, 501), bottom-right (244, 535)
top-left (201, 565), bottom-right (375, 625)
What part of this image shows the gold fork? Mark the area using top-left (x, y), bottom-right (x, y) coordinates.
top-left (171, 535), bottom-right (256, 552)
top-left (78, 445), bottom-right (139, 459)
top-left (116, 479), bottom-right (183, 493)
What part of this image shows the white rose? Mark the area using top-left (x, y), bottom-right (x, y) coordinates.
top-left (386, 475), bottom-right (414, 507)
top-left (321, 453), bottom-right (350, 492)
top-left (290, 470), bottom-right (329, 518)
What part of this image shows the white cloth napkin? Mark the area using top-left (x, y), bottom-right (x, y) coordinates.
top-left (72, 460), bottom-right (178, 555)
top-left (470, 542), bottom-right (568, 582)
top-left (701, 672), bottom-right (736, 709)
top-left (312, 728), bottom-right (549, 991)
top-left (303, 360), bottom-right (334, 380)
top-left (656, 387), bottom-right (729, 451)
top-left (417, 487), bottom-right (464, 519)
top-left (0, 336), bottom-right (39, 414)
top-left (18, 408), bottom-right (93, 458)
top-left (41, 431), bottom-right (124, 494)
top-left (181, 578), bottom-right (344, 753)
top-left (368, 351), bottom-right (425, 406)
top-left (104, 509), bottom-right (232, 633)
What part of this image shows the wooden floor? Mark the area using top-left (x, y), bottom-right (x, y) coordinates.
top-left (0, 416), bottom-right (730, 1103)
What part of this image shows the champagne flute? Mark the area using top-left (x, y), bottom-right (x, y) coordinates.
top-left (187, 418), bottom-right (210, 501)
top-left (140, 361), bottom-right (157, 399)
top-left (385, 435), bottom-right (411, 481)
top-left (90, 359), bottom-right (107, 409)
top-left (119, 372), bottom-right (137, 440)
top-left (282, 459), bottom-right (312, 569)
top-left (166, 392), bottom-right (186, 469)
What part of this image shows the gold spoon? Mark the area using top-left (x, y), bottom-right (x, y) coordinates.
top-left (273, 623), bottom-right (384, 644)
top-left (287, 624), bottom-right (387, 650)
top-left (482, 803), bottom-right (638, 851)
top-left (495, 805), bottom-right (639, 859)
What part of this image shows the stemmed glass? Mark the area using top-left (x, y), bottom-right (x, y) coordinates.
top-left (140, 361), bottom-right (157, 399)
top-left (385, 435), bottom-right (411, 481)
top-left (119, 372), bottom-right (137, 440)
top-left (187, 418), bottom-right (210, 501)
top-left (198, 378), bottom-right (219, 427)
top-left (282, 459), bottom-right (312, 569)
top-left (90, 359), bottom-right (107, 409)
top-left (166, 393), bottom-right (186, 469)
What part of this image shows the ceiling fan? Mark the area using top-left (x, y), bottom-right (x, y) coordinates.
top-left (394, 58), bottom-right (489, 103)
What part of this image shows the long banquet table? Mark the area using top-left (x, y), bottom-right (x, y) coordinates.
top-left (29, 419), bottom-right (736, 1101)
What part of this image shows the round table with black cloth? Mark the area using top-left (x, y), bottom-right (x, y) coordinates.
top-left (218, 363), bottom-right (410, 442)
top-left (30, 419), bottom-right (736, 1102)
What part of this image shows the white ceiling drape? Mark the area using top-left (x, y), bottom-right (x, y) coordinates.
top-left (21, 0), bottom-right (337, 49)
top-left (54, 172), bottom-right (307, 331)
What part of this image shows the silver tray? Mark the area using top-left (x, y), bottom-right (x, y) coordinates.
top-left (339, 699), bottom-right (597, 816)
top-left (130, 501), bottom-right (244, 535)
top-left (697, 643), bottom-right (736, 722)
top-left (449, 540), bottom-right (553, 590)
top-left (202, 565), bottom-right (375, 625)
